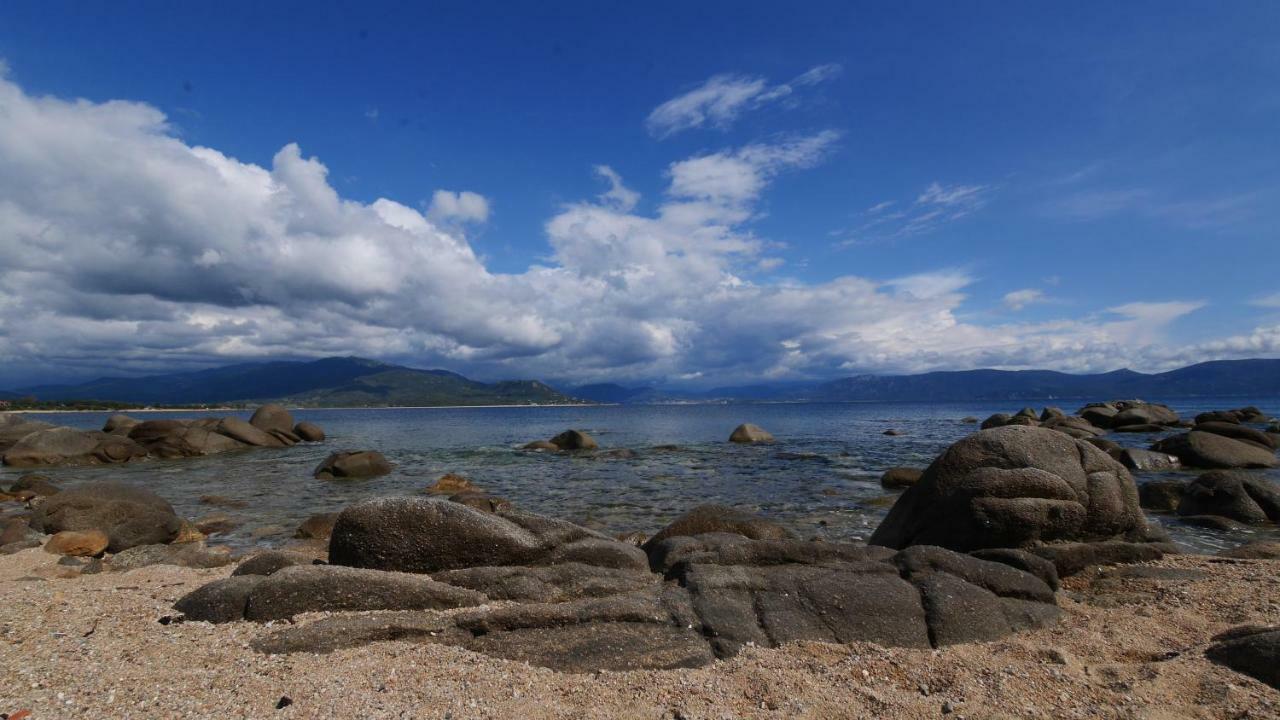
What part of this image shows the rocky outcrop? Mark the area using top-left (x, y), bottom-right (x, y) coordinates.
top-left (1176, 471), bottom-right (1280, 524)
top-left (1, 412), bottom-right (325, 467)
top-left (1151, 431), bottom-right (1278, 469)
top-left (313, 450), bottom-right (393, 479)
top-left (728, 424), bottom-right (774, 443)
top-left (29, 482), bottom-right (182, 552)
top-left (0, 414), bottom-right (55, 452)
top-left (869, 426), bottom-right (1168, 575)
top-left (1206, 625), bottom-right (1280, 690)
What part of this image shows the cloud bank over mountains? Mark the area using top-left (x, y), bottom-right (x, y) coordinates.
top-left (0, 67), bottom-right (1277, 387)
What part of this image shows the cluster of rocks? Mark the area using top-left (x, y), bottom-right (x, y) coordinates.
top-left (0, 404), bottom-right (325, 468)
top-left (176, 495), bottom-right (1063, 671)
top-left (1137, 470), bottom-right (1280, 529)
top-left (1150, 408), bottom-right (1278, 470)
top-left (980, 401), bottom-right (1182, 437)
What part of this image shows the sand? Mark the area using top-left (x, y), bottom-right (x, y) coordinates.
top-left (1, 548), bottom-right (1277, 719)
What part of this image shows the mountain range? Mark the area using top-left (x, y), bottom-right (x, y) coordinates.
top-left (4, 357), bottom-right (1280, 407)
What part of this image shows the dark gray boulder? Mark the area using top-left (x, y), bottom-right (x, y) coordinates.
top-left (329, 497), bottom-right (647, 574)
top-left (981, 413), bottom-right (1011, 430)
top-left (870, 426), bottom-right (1149, 552)
top-left (314, 450), bottom-right (393, 479)
top-left (294, 422), bottom-right (325, 442)
top-left (245, 565), bottom-right (485, 621)
top-left (1151, 431), bottom-right (1278, 469)
top-left (728, 424), bottom-right (773, 443)
top-left (1205, 626), bottom-right (1280, 689)
top-left (1028, 540), bottom-right (1167, 578)
top-left (1176, 471), bottom-right (1280, 524)
top-left (174, 576), bottom-right (264, 623)
top-left (1079, 405), bottom-right (1119, 428)
top-left (29, 482), bottom-right (182, 552)
top-left (549, 429), bottom-right (598, 451)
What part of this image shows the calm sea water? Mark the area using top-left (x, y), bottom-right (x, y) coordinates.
top-left (4, 399), bottom-right (1278, 554)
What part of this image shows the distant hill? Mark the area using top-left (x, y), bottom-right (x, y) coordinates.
top-left (587, 359), bottom-right (1280, 403)
top-left (12, 357), bottom-right (582, 407)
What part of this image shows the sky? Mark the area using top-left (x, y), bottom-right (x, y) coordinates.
top-left (0, 1), bottom-right (1279, 388)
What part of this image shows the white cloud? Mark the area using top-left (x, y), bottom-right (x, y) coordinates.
top-left (835, 181), bottom-right (992, 246)
top-left (0, 71), bottom-right (1275, 388)
top-left (426, 190), bottom-right (490, 224)
top-left (645, 64), bottom-right (842, 138)
top-left (1003, 288), bottom-right (1046, 311)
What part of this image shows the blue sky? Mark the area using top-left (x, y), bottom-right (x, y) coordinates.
top-left (0, 1), bottom-right (1278, 386)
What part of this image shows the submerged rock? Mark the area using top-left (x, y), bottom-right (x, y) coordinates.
top-left (1138, 480), bottom-right (1186, 512)
top-left (880, 467), bottom-right (923, 490)
top-left (549, 429), bottom-right (598, 451)
top-left (728, 423), bottom-right (774, 443)
top-left (9, 474), bottom-right (60, 496)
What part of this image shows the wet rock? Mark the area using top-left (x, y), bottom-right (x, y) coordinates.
top-left (314, 450), bottom-right (393, 479)
top-left (44, 529), bottom-right (109, 557)
top-left (870, 426), bottom-right (1150, 553)
top-left (883, 429), bottom-right (903, 436)
top-left (329, 497), bottom-right (647, 574)
top-left (728, 424), bottom-right (774, 443)
top-left (595, 448), bottom-right (637, 460)
top-left (1152, 431), bottom-right (1278, 469)
top-left (424, 473), bottom-right (473, 494)
top-left (1040, 407), bottom-right (1066, 421)
top-left (1138, 480), bottom-right (1186, 512)
top-left (198, 494), bottom-right (249, 509)
top-left (880, 467), bottom-right (923, 490)
top-left (107, 542), bottom-right (234, 571)
top-left (1197, 411), bottom-right (1242, 425)
top-left (9, 474), bottom-right (60, 496)
top-left (295, 512), bottom-right (339, 539)
top-left (29, 482), bottom-right (182, 552)
top-left (1205, 626), bottom-right (1280, 689)
top-left (961, 416), bottom-right (978, 424)
top-left (1218, 540), bottom-right (1280, 560)
top-left (549, 429), bottom-right (598, 451)
top-left (193, 513), bottom-right (240, 535)
top-left (1176, 470), bottom-right (1280, 524)
top-left (249, 404), bottom-right (295, 434)
top-left (294, 421), bottom-right (325, 442)
top-left (643, 504), bottom-right (794, 551)
top-left (232, 550), bottom-right (322, 577)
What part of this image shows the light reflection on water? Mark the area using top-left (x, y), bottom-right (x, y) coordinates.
top-left (4, 399), bottom-right (1277, 554)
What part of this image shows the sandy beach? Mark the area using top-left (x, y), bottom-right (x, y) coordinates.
top-left (1, 546), bottom-right (1276, 719)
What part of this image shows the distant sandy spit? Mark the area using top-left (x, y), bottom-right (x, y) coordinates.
top-left (0, 548), bottom-right (1276, 719)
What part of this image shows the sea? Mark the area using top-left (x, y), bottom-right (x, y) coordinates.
top-left (5, 398), bottom-right (1279, 554)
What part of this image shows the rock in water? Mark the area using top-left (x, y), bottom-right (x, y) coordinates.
top-left (549, 429), bottom-right (598, 451)
top-left (249, 404), bottom-right (296, 436)
top-left (1152, 431), bottom-right (1279, 469)
top-left (425, 473), bottom-right (473, 494)
top-left (1176, 471), bottom-right (1280, 524)
top-left (28, 482), bottom-right (182, 552)
top-left (870, 426), bottom-right (1152, 555)
top-left (728, 423), bottom-right (774, 443)
top-left (1120, 448), bottom-right (1181, 473)
top-left (9, 474), bottom-right (60, 496)
top-left (294, 422), bottom-right (325, 442)
top-left (1138, 480), bottom-right (1186, 512)
top-left (313, 450), bottom-right (393, 479)
top-left (880, 467), bottom-right (924, 489)
top-left (214, 417), bottom-right (283, 448)
top-left (295, 512), bottom-right (339, 539)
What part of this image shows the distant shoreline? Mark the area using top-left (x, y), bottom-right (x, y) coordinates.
top-left (3, 403), bottom-right (608, 415)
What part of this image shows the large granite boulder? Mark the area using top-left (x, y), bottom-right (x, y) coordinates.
top-left (1193, 421), bottom-right (1277, 451)
top-left (869, 426), bottom-right (1158, 567)
top-left (1176, 471), bottom-right (1280, 524)
top-left (214, 417), bottom-right (284, 448)
top-left (0, 414), bottom-right (55, 452)
top-left (28, 482), bottom-right (182, 552)
top-left (294, 422), bottom-right (325, 442)
top-left (1078, 404), bottom-right (1119, 428)
top-left (1111, 402), bottom-right (1180, 427)
top-left (329, 497), bottom-right (647, 574)
top-left (314, 450), bottom-right (393, 479)
top-left (1152, 431), bottom-right (1278, 469)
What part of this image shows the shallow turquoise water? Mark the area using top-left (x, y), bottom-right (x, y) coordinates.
top-left (5, 399), bottom-right (1278, 554)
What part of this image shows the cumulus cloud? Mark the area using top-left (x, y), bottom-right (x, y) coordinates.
top-left (0, 71), bottom-right (1276, 388)
top-left (1003, 289), bottom-right (1046, 311)
top-left (645, 63), bottom-right (841, 138)
top-left (426, 190), bottom-right (490, 224)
